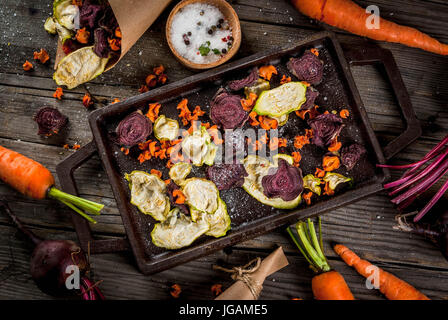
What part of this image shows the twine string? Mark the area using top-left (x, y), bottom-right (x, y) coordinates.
top-left (213, 257), bottom-right (263, 299)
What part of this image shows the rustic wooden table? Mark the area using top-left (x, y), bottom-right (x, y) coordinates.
top-left (0, 0), bottom-right (447, 300)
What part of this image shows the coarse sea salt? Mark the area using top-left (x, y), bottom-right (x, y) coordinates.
top-left (170, 3), bottom-right (233, 64)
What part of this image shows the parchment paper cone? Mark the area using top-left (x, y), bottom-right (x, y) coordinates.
top-left (55, 0), bottom-right (172, 70)
top-left (215, 247), bottom-right (289, 300)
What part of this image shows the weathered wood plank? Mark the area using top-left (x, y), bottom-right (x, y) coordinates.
top-left (0, 224), bottom-right (446, 300)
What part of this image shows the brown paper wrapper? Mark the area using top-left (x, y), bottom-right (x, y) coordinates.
top-left (215, 247), bottom-right (289, 300)
top-left (55, 0), bottom-right (172, 70)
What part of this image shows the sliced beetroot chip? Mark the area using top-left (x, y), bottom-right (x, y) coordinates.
top-left (79, 0), bottom-right (104, 29)
top-left (206, 163), bottom-right (248, 191)
top-left (341, 143), bottom-right (366, 170)
top-left (227, 68), bottom-right (258, 91)
top-left (97, 5), bottom-right (118, 33)
top-left (307, 113), bottom-right (344, 148)
top-left (93, 28), bottom-right (110, 58)
top-left (302, 87), bottom-right (319, 110)
top-left (287, 51), bottom-right (323, 85)
top-left (262, 159), bottom-right (303, 201)
top-left (115, 111), bottom-right (152, 147)
top-left (34, 107), bottom-right (68, 136)
top-left (210, 88), bottom-right (249, 129)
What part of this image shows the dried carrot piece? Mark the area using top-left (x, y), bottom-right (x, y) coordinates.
top-left (322, 155), bottom-right (340, 172)
top-left (33, 49), bottom-right (50, 64)
top-left (323, 181), bottom-right (335, 196)
top-left (301, 81), bottom-right (310, 87)
top-left (177, 99), bottom-right (192, 126)
top-left (201, 122), bottom-right (211, 129)
top-left (249, 111), bottom-right (260, 126)
top-left (259, 65), bottom-right (278, 81)
top-left (146, 103), bottom-right (161, 122)
top-left (173, 189), bottom-right (186, 204)
top-left (164, 179), bottom-right (171, 185)
top-left (240, 92), bottom-right (258, 111)
top-left (310, 48), bottom-right (319, 56)
top-left (295, 105), bottom-right (320, 120)
top-left (153, 65), bottom-right (165, 76)
top-left (280, 75), bottom-right (292, 84)
top-left (112, 98), bottom-right (121, 104)
top-left (292, 151), bottom-right (302, 166)
top-left (72, 144), bottom-right (81, 150)
top-left (150, 169), bottom-right (162, 178)
top-left (278, 138), bottom-right (287, 147)
top-left (72, 0), bottom-right (82, 5)
top-left (303, 191), bottom-right (313, 205)
top-left (108, 38), bottom-right (121, 51)
top-left (82, 93), bottom-right (93, 108)
top-left (157, 74), bottom-right (168, 85)
top-left (328, 138), bottom-right (342, 152)
top-left (339, 109), bottom-right (350, 119)
top-left (315, 168), bottom-right (325, 178)
top-left (294, 135), bottom-right (310, 149)
top-left (138, 85), bottom-right (149, 93)
top-left (251, 140), bottom-right (262, 152)
top-left (211, 284), bottom-right (223, 296)
top-left (269, 137), bottom-right (279, 151)
top-left (120, 147), bottom-right (129, 155)
top-left (170, 284), bottom-right (182, 298)
top-left (75, 28), bottom-right (90, 44)
top-left (23, 60), bottom-right (33, 71)
top-left (305, 128), bottom-right (314, 138)
top-left (149, 141), bottom-right (158, 156)
top-left (145, 74), bottom-right (157, 88)
top-left (166, 160), bottom-right (173, 169)
top-left (63, 144), bottom-right (70, 150)
top-left (155, 148), bottom-right (167, 160)
top-left (114, 27), bottom-right (122, 38)
top-left (53, 87), bottom-right (63, 100)
top-left (192, 105), bottom-right (205, 117)
top-left (208, 126), bottom-right (223, 145)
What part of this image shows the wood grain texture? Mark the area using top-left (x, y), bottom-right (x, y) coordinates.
top-left (0, 0), bottom-right (447, 299)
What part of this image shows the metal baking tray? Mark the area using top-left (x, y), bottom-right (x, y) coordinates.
top-left (57, 31), bottom-right (421, 274)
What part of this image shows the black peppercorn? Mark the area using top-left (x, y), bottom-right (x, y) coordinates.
top-left (218, 18), bottom-right (224, 24)
top-left (187, 31), bottom-right (192, 36)
top-left (208, 29), bottom-right (213, 35)
top-left (221, 48), bottom-right (227, 54)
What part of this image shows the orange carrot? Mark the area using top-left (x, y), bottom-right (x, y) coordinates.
top-left (53, 87), bottom-right (63, 100)
top-left (280, 75), bottom-right (292, 84)
top-left (288, 218), bottom-right (355, 300)
top-left (108, 38), bottom-right (121, 51)
top-left (23, 60), bottom-right (33, 71)
top-left (0, 145), bottom-right (103, 222)
top-left (333, 244), bottom-right (430, 300)
top-left (172, 189), bottom-right (186, 204)
top-left (291, 0), bottom-right (448, 55)
top-left (146, 74), bottom-right (157, 88)
top-left (115, 27), bottom-right (122, 38)
top-left (322, 155), bottom-right (340, 171)
top-left (240, 93), bottom-right (258, 111)
top-left (339, 109), bottom-right (349, 119)
top-left (150, 169), bottom-right (162, 178)
top-left (82, 93), bottom-right (93, 108)
top-left (315, 167), bottom-right (325, 178)
top-left (259, 65), bottom-right (278, 80)
top-left (303, 191), bottom-right (313, 205)
top-left (146, 103), bottom-right (161, 122)
top-left (310, 48), bottom-right (319, 56)
top-left (292, 151), bottom-right (301, 167)
top-left (75, 28), bottom-right (90, 44)
top-left (153, 65), bottom-right (165, 76)
top-left (33, 49), bottom-right (50, 64)
top-left (294, 135), bottom-right (310, 149)
top-left (328, 138), bottom-right (342, 152)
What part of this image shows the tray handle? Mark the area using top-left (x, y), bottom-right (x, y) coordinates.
top-left (56, 141), bottom-right (130, 253)
top-left (342, 44), bottom-right (422, 160)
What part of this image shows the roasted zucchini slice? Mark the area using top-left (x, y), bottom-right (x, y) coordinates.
top-left (182, 178), bottom-right (219, 214)
top-left (125, 171), bottom-right (170, 221)
top-left (154, 115), bottom-right (179, 141)
top-left (151, 208), bottom-right (210, 250)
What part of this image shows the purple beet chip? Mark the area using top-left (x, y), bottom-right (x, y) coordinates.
top-left (207, 163), bottom-right (248, 191)
top-left (307, 113), bottom-right (344, 148)
top-left (34, 107), bottom-right (68, 136)
top-left (341, 143), bottom-right (367, 170)
top-left (261, 159), bottom-right (303, 201)
top-left (287, 50), bottom-right (323, 85)
top-left (210, 88), bottom-right (249, 129)
top-left (227, 68), bottom-right (259, 91)
top-left (302, 87), bottom-right (319, 110)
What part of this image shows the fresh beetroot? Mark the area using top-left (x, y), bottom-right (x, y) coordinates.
top-left (395, 210), bottom-right (448, 261)
top-left (0, 200), bottom-right (104, 299)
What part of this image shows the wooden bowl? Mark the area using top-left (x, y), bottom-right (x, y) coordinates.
top-left (166, 0), bottom-right (242, 70)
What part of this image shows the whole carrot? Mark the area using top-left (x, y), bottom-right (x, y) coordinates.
top-left (291, 0), bottom-right (448, 56)
top-left (0, 145), bottom-right (103, 223)
top-left (287, 218), bottom-right (355, 300)
top-left (333, 244), bottom-right (430, 300)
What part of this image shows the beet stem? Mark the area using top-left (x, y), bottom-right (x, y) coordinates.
top-left (0, 200), bottom-right (42, 245)
top-left (414, 176), bottom-right (448, 222)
